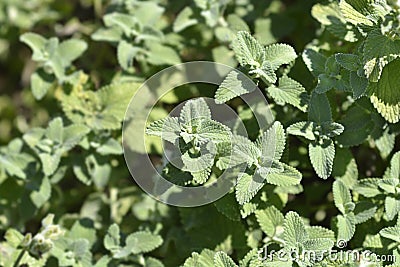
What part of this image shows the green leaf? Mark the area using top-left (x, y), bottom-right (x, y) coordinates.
top-left (303, 237), bottom-right (334, 252)
top-left (25, 119), bottom-right (88, 177)
top-left (215, 70), bottom-right (257, 104)
top-left (215, 27), bottom-right (236, 44)
top-left (173, 7), bottom-right (197, 32)
top-left (311, 2), bottom-right (359, 42)
top-left (390, 152), bottom-right (400, 178)
top-left (264, 43), bottom-right (297, 71)
top-left (215, 142), bottom-right (234, 170)
top-left (385, 196), bottom-right (400, 221)
top-left (214, 193), bottom-right (241, 221)
top-left (367, 59), bottom-right (400, 123)
top-left (0, 141), bottom-right (32, 179)
top-left (96, 138), bottom-right (123, 155)
top-left (128, 1), bottom-right (165, 26)
top-left (226, 14), bottom-right (250, 33)
top-left (68, 219), bottom-right (97, 247)
top-left (321, 122), bottom-right (344, 138)
top-left (250, 61), bottom-right (277, 83)
top-left (44, 37), bottom-right (59, 57)
top-left (62, 124), bottom-right (90, 150)
top-left (101, 82), bottom-right (138, 117)
top-left (93, 256), bottom-right (112, 267)
top-left (265, 162), bottom-right (302, 187)
top-left (256, 121), bottom-right (286, 161)
top-left (103, 13), bottom-right (138, 37)
top-left (254, 18), bottom-right (280, 45)
top-left (335, 53), bottom-right (360, 71)
top-left (353, 201), bottom-right (377, 224)
top-left (48, 52), bottom-right (65, 79)
top-left (212, 46), bottom-right (236, 66)
top-left (73, 154), bottom-right (111, 187)
top-left (146, 117), bottom-right (181, 144)
top-left (339, 0), bottom-right (374, 26)
top-left (62, 82), bottom-right (140, 130)
top-left (104, 224), bottom-right (120, 253)
top-left (202, 6), bottom-right (223, 28)
top-left (21, 34), bottom-right (85, 82)
top-left (380, 224), bottom-right (400, 243)
top-left (145, 257), bottom-right (164, 267)
top-left (20, 32), bottom-right (47, 61)
top-left (287, 121), bottom-right (317, 140)
top-left (363, 234), bottom-right (383, 249)
top-left (69, 238), bottom-right (91, 261)
top-left (350, 71), bottom-right (368, 99)
top-left (354, 178), bottom-right (381, 197)
top-left (126, 231), bottom-right (163, 254)
top-left (91, 27), bottom-right (123, 42)
top-left (183, 249), bottom-right (215, 267)
top-left (302, 48), bottom-right (327, 77)
top-left (258, 160), bottom-right (284, 177)
top-left (137, 26), bottom-right (164, 42)
top-left (239, 249), bottom-right (259, 267)
top-left (47, 117), bottom-right (63, 143)
top-left (194, 0), bottom-right (208, 9)
top-left (31, 70), bottom-right (54, 100)
top-left (363, 29), bottom-right (400, 82)
top-left (41, 214), bottom-right (55, 227)
top-left (255, 206), bottom-right (284, 237)
top-left (333, 180), bottom-right (353, 214)
top-left (378, 178), bottom-right (398, 194)
top-left (180, 98), bottom-right (211, 126)
top-left (196, 119), bottom-right (232, 144)
top-left (309, 140), bottom-right (335, 179)
top-left (39, 153), bottom-right (61, 176)
top-left (23, 127), bottom-right (45, 149)
top-left (0, 154), bottom-right (27, 179)
top-left (240, 202), bottom-right (258, 218)
top-left (235, 172), bottom-right (264, 205)
top-left (54, 238), bottom-right (87, 265)
top-left (283, 211), bottom-right (308, 249)
top-left (214, 251), bottom-right (238, 267)
top-left (315, 74), bottom-right (335, 94)
top-left (5, 229), bottom-right (24, 248)
top-left (267, 75), bottom-right (309, 112)
top-left (336, 103), bottom-right (374, 147)
top-left (117, 41), bottom-right (139, 70)
top-left (30, 176), bottom-right (51, 208)
top-left (374, 127), bottom-right (396, 159)
top-left (215, 14), bottom-right (250, 43)
top-left (230, 139), bottom-right (260, 167)
top-left (232, 31), bottom-right (265, 67)
top-left (308, 92), bottom-right (332, 124)
top-left (333, 149), bottom-right (359, 188)
top-left (336, 213), bottom-right (356, 242)
top-left (57, 39), bottom-right (87, 64)
top-left (147, 43), bottom-right (181, 66)
top-left (307, 226), bottom-right (335, 240)
top-left (111, 247), bottom-right (131, 259)
top-left (190, 166), bottom-right (212, 184)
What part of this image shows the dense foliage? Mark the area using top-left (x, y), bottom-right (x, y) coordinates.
top-left (0, 0), bottom-right (400, 266)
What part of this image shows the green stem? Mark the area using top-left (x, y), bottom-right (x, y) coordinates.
top-left (13, 249), bottom-right (26, 267)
